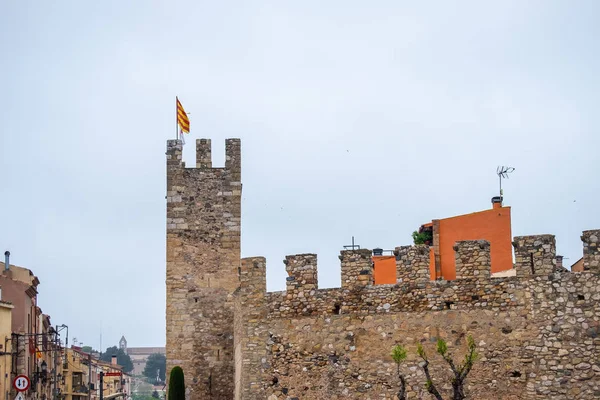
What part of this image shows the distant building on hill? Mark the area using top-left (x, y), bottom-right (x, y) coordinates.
top-left (119, 336), bottom-right (165, 376)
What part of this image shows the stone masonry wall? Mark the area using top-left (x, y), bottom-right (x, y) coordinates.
top-left (340, 249), bottom-right (373, 289)
top-left (454, 240), bottom-right (491, 280)
top-left (285, 254), bottom-right (318, 294)
top-left (234, 257), bottom-right (268, 400)
top-left (235, 234), bottom-right (600, 399)
top-left (394, 245), bottom-right (430, 286)
top-left (166, 138), bottom-right (241, 400)
top-left (582, 230), bottom-right (600, 273)
top-left (512, 234), bottom-right (556, 277)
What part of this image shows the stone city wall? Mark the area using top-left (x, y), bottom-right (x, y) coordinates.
top-left (235, 232), bottom-right (600, 399)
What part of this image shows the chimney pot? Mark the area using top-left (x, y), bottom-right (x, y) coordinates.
top-left (491, 196), bottom-right (503, 209)
top-left (556, 255), bottom-right (564, 269)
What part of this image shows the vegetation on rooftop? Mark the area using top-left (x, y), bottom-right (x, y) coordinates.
top-left (412, 227), bottom-right (433, 245)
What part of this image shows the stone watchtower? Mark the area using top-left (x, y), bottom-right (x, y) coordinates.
top-left (166, 138), bottom-right (241, 400)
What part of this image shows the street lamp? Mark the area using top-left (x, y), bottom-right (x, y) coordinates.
top-left (41, 360), bottom-right (48, 381)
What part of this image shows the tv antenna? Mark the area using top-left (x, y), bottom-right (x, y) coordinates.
top-left (496, 166), bottom-right (515, 198)
top-left (343, 236), bottom-right (361, 250)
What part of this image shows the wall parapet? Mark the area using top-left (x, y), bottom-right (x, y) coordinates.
top-left (244, 230), bottom-right (600, 320)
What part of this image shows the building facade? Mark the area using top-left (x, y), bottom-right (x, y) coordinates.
top-left (0, 298), bottom-right (14, 400)
top-left (61, 347), bottom-right (129, 400)
top-left (121, 340), bottom-right (165, 377)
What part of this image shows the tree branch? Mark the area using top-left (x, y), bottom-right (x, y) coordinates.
top-left (397, 374), bottom-right (406, 400)
top-left (459, 346), bottom-right (476, 381)
top-left (419, 359), bottom-right (443, 400)
top-left (441, 352), bottom-right (458, 375)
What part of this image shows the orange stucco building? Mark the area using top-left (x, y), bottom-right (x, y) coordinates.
top-left (372, 255), bottom-right (396, 284)
top-left (373, 198), bottom-right (514, 283)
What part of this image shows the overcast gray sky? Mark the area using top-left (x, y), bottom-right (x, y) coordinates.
top-left (1, 1), bottom-right (599, 348)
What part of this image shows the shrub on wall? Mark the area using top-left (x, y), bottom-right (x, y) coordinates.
top-left (412, 229), bottom-right (433, 245)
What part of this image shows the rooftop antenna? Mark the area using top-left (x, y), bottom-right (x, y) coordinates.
top-left (496, 166), bottom-right (515, 203)
top-left (343, 236), bottom-right (361, 250)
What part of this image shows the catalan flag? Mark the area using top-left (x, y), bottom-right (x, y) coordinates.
top-left (176, 97), bottom-right (190, 134)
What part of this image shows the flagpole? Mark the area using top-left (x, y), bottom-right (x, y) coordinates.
top-left (175, 96), bottom-right (179, 140)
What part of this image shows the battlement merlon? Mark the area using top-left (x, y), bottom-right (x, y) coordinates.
top-left (225, 138), bottom-right (241, 180)
top-left (239, 257), bottom-right (267, 298)
top-left (340, 249), bottom-right (373, 289)
top-left (196, 139), bottom-right (212, 168)
top-left (394, 245), bottom-right (430, 286)
top-left (512, 234), bottom-right (556, 277)
top-left (166, 139), bottom-right (183, 167)
top-left (454, 240), bottom-right (491, 280)
top-left (284, 254), bottom-right (318, 293)
top-left (581, 229), bottom-right (600, 273)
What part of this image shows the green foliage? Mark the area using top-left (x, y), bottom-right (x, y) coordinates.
top-left (391, 344), bottom-right (407, 364)
top-left (391, 344), bottom-right (408, 400)
top-left (436, 338), bottom-right (448, 356)
top-left (416, 343), bottom-right (427, 360)
top-left (412, 230), bottom-right (433, 245)
top-left (461, 335), bottom-right (479, 373)
top-left (99, 346), bottom-right (134, 373)
top-left (394, 336), bottom-right (478, 400)
top-left (81, 346), bottom-right (96, 354)
top-left (143, 353), bottom-right (167, 383)
top-left (168, 366), bottom-right (185, 400)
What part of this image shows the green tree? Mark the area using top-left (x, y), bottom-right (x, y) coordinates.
top-left (168, 367), bottom-right (185, 400)
top-left (100, 346), bottom-right (134, 373)
top-left (416, 335), bottom-right (478, 400)
top-left (391, 344), bottom-right (408, 400)
top-left (81, 346), bottom-right (96, 354)
top-left (143, 353), bottom-right (166, 383)
top-left (412, 230), bottom-right (433, 245)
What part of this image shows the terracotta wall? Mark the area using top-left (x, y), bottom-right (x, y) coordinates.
top-left (372, 256), bottom-right (396, 284)
top-left (437, 206), bottom-right (513, 280)
top-left (0, 277), bottom-right (32, 333)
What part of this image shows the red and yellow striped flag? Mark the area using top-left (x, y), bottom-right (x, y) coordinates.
top-left (176, 97), bottom-right (190, 133)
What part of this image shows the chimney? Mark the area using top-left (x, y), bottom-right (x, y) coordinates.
top-left (4, 251), bottom-right (9, 271)
top-left (556, 255), bottom-right (564, 270)
top-left (491, 196), bottom-right (503, 209)
top-left (111, 355), bottom-right (117, 366)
